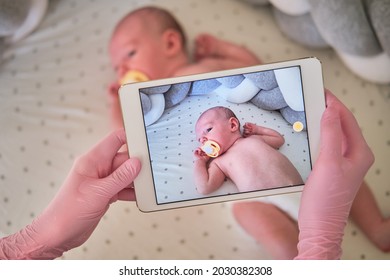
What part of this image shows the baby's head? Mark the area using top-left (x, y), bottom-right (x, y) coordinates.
top-left (109, 6), bottom-right (188, 81)
top-left (195, 106), bottom-right (241, 149)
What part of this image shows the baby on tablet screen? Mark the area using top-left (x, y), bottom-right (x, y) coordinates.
top-left (193, 106), bottom-right (303, 195)
top-left (108, 6), bottom-right (261, 129)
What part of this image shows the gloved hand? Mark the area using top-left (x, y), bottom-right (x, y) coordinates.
top-left (295, 90), bottom-right (374, 259)
top-left (0, 129), bottom-right (141, 259)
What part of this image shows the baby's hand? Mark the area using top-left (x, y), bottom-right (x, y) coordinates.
top-left (194, 33), bottom-right (219, 61)
top-left (108, 82), bottom-right (120, 102)
top-left (194, 148), bottom-right (210, 162)
top-left (243, 122), bottom-right (257, 137)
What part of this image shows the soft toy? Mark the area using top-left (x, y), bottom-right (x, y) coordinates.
top-left (0, 0), bottom-right (48, 44)
top-left (240, 0), bottom-right (390, 84)
top-left (138, 68), bottom-right (306, 129)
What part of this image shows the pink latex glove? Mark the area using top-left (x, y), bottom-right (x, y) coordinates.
top-left (0, 129), bottom-right (141, 259)
top-left (295, 90), bottom-right (374, 259)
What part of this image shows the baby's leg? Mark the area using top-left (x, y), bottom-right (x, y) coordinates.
top-left (195, 33), bottom-right (261, 65)
top-left (232, 201), bottom-right (298, 259)
top-left (350, 180), bottom-right (390, 252)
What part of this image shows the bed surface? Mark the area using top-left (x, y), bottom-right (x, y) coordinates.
top-left (1, 0), bottom-right (389, 260)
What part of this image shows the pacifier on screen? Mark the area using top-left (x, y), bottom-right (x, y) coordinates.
top-left (200, 140), bottom-right (221, 158)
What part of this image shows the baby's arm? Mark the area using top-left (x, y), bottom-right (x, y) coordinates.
top-left (176, 34), bottom-right (261, 76)
top-left (195, 33), bottom-right (261, 66)
top-left (193, 148), bottom-right (226, 195)
top-left (243, 122), bottom-right (285, 149)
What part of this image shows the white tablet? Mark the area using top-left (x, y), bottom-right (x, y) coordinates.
top-left (119, 57), bottom-right (325, 212)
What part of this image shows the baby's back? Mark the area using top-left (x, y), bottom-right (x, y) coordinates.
top-left (215, 136), bottom-right (303, 191)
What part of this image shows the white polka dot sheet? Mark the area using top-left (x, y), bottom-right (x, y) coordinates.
top-left (0, 0), bottom-right (389, 260)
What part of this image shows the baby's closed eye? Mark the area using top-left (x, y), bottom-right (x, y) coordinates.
top-left (127, 50), bottom-right (137, 57)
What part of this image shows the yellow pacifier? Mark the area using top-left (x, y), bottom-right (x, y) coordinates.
top-left (201, 140), bottom-right (221, 158)
top-left (119, 70), bottom-right (149, 85)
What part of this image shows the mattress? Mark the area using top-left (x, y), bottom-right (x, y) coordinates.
top-left (0, 0), bottom-right (389, 260)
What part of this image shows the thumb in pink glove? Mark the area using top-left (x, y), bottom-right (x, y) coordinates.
top-left (0, 129), bottom-right (141, 259)
top-left (295, 90), bottom-right (374, 259)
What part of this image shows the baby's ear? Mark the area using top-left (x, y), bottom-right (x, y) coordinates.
top-left (162, 29), bottom-right (183, 56)
top-left (229, 117), bottom-right (240, 132)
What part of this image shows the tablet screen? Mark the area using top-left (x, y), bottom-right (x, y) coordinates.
top-left (137, 66), bottom-right (311, 205)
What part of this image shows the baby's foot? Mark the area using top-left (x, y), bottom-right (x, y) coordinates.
top-left (195, 33), bottom-right (221, 61)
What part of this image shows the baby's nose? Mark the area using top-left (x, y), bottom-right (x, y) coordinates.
top-left (200, 136), bottom-right (208, 144)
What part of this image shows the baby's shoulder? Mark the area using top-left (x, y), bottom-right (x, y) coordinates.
top-left (173, 63), bottom-right (204, 77)
top-left (242, 134), bottom-right (265, 143)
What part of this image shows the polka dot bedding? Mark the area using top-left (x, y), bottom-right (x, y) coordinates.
top-left (0, 0), bottom-right (389, 260)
